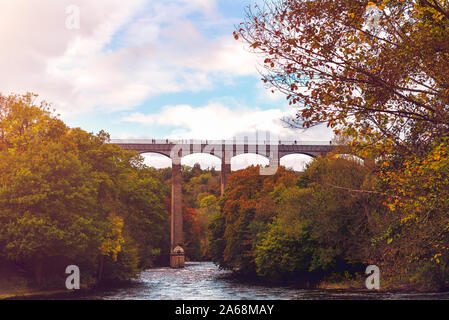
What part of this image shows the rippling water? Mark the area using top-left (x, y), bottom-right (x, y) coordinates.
top-left (69, 262), bottom-right (449, 300)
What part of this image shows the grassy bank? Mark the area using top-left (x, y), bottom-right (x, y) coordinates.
top-left (0, 289), bottom-right (72, 300)
top-left (0, 261), bottom-right (31, 299)
top-left (0, 261), bottom-right (88, 300)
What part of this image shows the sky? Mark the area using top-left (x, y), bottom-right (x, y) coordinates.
top-left (0, 0), bottom-right (333, 170)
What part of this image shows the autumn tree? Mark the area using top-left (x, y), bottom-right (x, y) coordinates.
top-left (209, 166), bottom-right (297, 275)
top-left (253, 157), bottom-right (381, 282)
top-left (172, 165), bottom-right (221, 261)
top-left (197, 195), bottom-right (219, 258)
top-left (235, 0), bottom-right (449, 153)
top-left (0, 94), bottom-right (103, 285)
top-left (0, 94), bottom-right (170, 287)
top-left (121, 167), bottom-right (170, 269)
top-left (236, 0), bottom-right (449, 289)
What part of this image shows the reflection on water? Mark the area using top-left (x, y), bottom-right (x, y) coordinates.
top-left (75, 262), bottom-right (449, 300)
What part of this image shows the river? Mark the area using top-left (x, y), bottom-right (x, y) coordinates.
top-left (60, 262), bottom-right (449, 300)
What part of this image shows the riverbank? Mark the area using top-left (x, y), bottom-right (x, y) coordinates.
top-left (0, 262), bottom-right (33, 299)
top-left (0, 262), bottom-right (71, 300)
top-left (1, 289), bottom-right (72, 300)
top-left (3, 262), bottom-right (449, 299)
top-left (1, 279), bottom-right (134, 300)
top-left (317, 281), bottom-right (364, 290)
top-left (0, 259), bottom-right (136, 300)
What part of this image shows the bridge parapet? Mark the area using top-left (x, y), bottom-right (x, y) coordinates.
top-left (110, 139), bottom-right (337, 159)
top-left (111, 139), bottom-right (333, 145)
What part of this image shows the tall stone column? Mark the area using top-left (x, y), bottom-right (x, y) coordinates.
top-left (170, 160), bottom-right (184, 268)
top-left (221, 157), bottom-right (231, 196)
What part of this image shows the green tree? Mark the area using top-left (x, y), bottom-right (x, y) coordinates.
top-left (122, 168), bottom-right (170, 269)
top-left (255, 220), bottom-right (313, 281)
top-left (209, 166), bottom-right (296, 274)
top-left (0, 95), bottom-right (104, 285)
top-left (0, 93), bottom-right (171, 287)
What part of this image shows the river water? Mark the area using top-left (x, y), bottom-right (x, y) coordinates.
top-left (70, 262), bottom-right (449, 300)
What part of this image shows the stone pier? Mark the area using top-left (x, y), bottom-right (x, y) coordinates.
top-left (220, 157), bottom-right (231, 196)
top-left (170, 161), bottom-right (184, 268)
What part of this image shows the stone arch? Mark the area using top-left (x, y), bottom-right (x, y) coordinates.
top-left (280, 153), bottom-right (315, 172)
top-left (137, 150), bottom-right (171, 157)
top-left (180, 153), bottom-right (222, 170)
top-left (231, 153), bottom-right (270, 171)
top-left (140, 152), bottom-right (172, 169)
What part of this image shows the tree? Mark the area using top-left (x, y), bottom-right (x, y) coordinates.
top-left (235, 0), bottom-right (449, 155)
top-left (236, 0), bottom-right (449, 289)
top-left (255, 220), bottom-right (313, 281)
top-left (197, 195), bottom-right (219, 258)
top-left (278, 158), bottom-right (379, 272)
top-left (373, 137), bottom-right (449, 289)
top-left (209, 166), bottom-right (297, 274)
top-left (0, 93), bottom-right (171, 287)
top-left (122, 167), bottom-right (170, 269)
top-left (0, 94), bottom-right (104, 285)
top-left (177, 166), bottom-right (221, 260)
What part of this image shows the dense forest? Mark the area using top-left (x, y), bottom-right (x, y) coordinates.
top-left (0, 94), bottom-right (218, 293)
top-left (210, 159), bottom-right (384, 287)
top-left (218, 0), bottom-right (449, 291)
top-left (0, 94), bottom-right (167, 290)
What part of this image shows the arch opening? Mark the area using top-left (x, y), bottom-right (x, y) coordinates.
top-left (280, 154), bottom-right (314, 172)
top-left (181, 153), bottom-right (221, 170)
top-left (231, 153), bottom-right (269, 171)
top-left (141, 152), bottom-right (172, 169)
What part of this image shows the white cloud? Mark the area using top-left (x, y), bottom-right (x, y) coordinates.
top-left (0, 0), bottom-right (146, 112)
top-left (2, 0), bottom-right (332, 170)
top-left (255, 81), bottom-right (287, 103)
top-left (0, 0), bottom-right (259, 115)
top-left (124, 99), bottom-right (330, 171)
top-left (123, 102), bottom-right (286, 139)
top-left (280, 154), bottom-right (313, 172)
top-left (122, 101), bottom-right (333, 141)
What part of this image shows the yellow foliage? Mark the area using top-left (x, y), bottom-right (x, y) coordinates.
top-left (100, 213), bottom-right (125, 261)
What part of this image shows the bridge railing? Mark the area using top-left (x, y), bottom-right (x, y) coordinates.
top-left (110, 139), bottom-right (333, 146)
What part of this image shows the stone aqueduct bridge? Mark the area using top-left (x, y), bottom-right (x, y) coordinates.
top-left (112, 139), bottom-right (335, 268)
